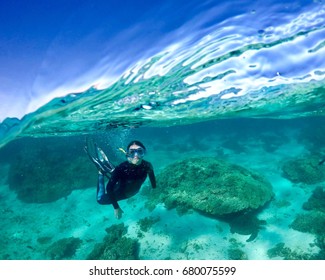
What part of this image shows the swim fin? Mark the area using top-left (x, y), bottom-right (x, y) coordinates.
top-left (84, 137), bottom-right (115, 176)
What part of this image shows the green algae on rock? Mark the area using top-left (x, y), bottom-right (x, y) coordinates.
top-left (227, 248), bottom-right (248, 260)
top-left (267, 242), bottom-right (314, 260)
top-left (289, 186), bottom-right (325, 259)
top-left (281, 156), bottom-right (325, 185)
top-left (145, 157), bottom-right (274, 217)
top-left (303, 186), bottom-right (325, 212)
top-left (87, 223), bottom-right (139, 260)
top-left (291, 210), bottom-right (325, 236)
top-left (291, 186), bottom-right (325, 235)
top-left (6, 137), bottom-right (97, 203)
top-left (137, 216), bottom-right (160, 232)
top-left (46, 237), bottom-right (82, 260)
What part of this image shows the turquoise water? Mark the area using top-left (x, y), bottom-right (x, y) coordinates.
top-left (0, 118), bottom-right (325, 259)
top-left (0, 1), bottom-right (325, 260)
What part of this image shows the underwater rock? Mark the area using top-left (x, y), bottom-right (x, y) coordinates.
top-left (6, 137), bottom-right (97, 203)
top-left (87, 223), bottom-right (139, 260)
top-left (290, 187), bottom-right (325, 259)
top-left (267, 242), bottom-right (314, 260)
top-left (137, 216), bottom-right (160, 232)
top-left (227, 248), bottom-right (248, 260)
top-left (315, 235), bottom-right (325, 260)
top-left (145, 157), bottom-right (273, 217)
top-left (281, 156), bottom-right (325, 185)
top-left (45, 237), bottom-right (82, 260)
top-left (291, 211), bottom-right (325, 236)
top-left (303, 186), bottom-right (325, 212)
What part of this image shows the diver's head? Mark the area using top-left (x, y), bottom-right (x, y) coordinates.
top-left (126, 140), bottom-right (146, 165)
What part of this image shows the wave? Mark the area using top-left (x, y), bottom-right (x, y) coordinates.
top-left (0, 1), bottom-right (324, 148)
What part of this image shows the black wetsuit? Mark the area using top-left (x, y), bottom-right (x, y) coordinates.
top-left (97, 159), bottom-right (156, 209)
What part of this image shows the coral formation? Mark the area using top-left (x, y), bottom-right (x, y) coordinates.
top-left (227, 248), bottom-right (248, 260)
top-left (45, 237), bottom-right (82, 260)
top-left (291, 211), bottom-right (325, 236)
top-left (303, 186), bottom-right (325, 212)
top-left (6, 137), bottom-right (97, 203)
top-left (137, 216), bottom-right (160, 232)
top-left (281, 156), bottom-right (325, 185)
top-left (267, 242), bottom-right (313, 260)
top-left (227, 238), bottom-right (248, 259)
top-left (145, 157), bottom-right (273, 217)
top-left (289, 186), bottom-right (325, 259)
top-left (87, 223), bottom-right (139, 260)
top-left (291, 186), bottom-right (325, 236)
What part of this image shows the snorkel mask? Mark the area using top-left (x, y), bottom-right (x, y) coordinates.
top-left (118, 147), bottom-right (145, 158)
top-left (127, 147), bottom-right (145, 158)
top-left (118, 140), bottom-right (146, 165)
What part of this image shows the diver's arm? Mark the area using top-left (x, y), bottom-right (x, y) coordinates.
top-left (148, 163), bottom-right (156, 189)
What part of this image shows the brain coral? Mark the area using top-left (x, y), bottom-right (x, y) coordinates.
top-left (145, 157), bottom-right (273, 216)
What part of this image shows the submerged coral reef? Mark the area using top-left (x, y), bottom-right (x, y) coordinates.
top-left (87, 223), bottom-right (139, 260)
top-left (303, 186), bottom-right (325, 212)
top-left (137, 216), bottom-right (160, 232)
top-left (291, 186), bottom-right (325, 236)
top-left (46, 237), bottom-right (82, 260)
top-left (287, 186), bottom-right (325, 259)
top-left (6, 137), bottom-right (96, 203)
top-left (145, 157), bottom-right (274, 217)
top-left (281, 156), bottom-right (325, 185)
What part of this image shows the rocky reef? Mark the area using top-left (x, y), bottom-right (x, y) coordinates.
top-left (291, 186), bottom-right (325, 236)
top-left (291, 211), bottom-right (325, 236)
top-left (45, 237), bottom-right (82, 260)
top-left (303, 186), bottom-right (325, 212)
top-left (5, 136), bottom-right (97, 203)
top-left (281, 155), bottom-right (325, 185)
top-left (267, 242), bottom-right (313, 260)
top-left (87, 223), bottom-right (139, 260)
top-left (145, 157), bottom-right (274, 217)
top-left (137, 216), bottom-right (160, 232)
top-left (288, 186), bottom-right (325, 259)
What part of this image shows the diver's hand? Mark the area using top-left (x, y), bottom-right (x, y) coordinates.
top-left (114, 208), bottom-right (124, 219)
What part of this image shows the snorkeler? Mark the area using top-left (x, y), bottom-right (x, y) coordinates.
top-left (85, 138), bottom-right (156, 219)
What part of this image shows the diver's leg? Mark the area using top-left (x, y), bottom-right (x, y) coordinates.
top-left (97, 172), bottom-right (105, 201)
top-left (96, 172), bottom-right (111, 204)
top-left (97, 179), bottom-right (127, 206)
